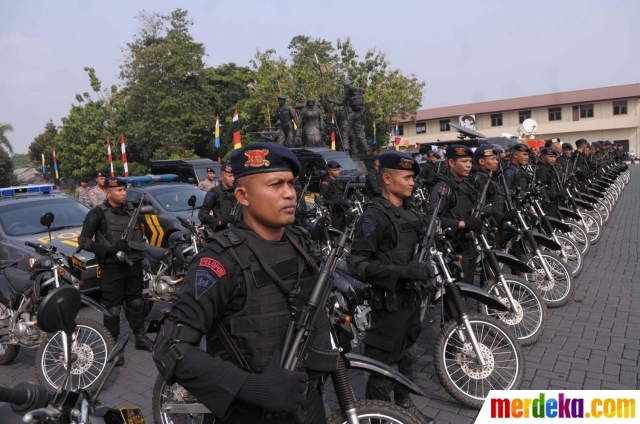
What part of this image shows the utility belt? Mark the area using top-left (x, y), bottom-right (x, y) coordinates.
top-left (370, 286), bottom-right (422, 312)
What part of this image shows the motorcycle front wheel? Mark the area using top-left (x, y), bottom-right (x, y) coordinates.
top-left (525, 251), bottom-right (576, 308)
top-left (36, 318), bottom-right (113, 392)
top-left (554, 235), bottom-right (584, 277)
top-left (327, 399), bottom-right (423, 424)
top-left (479, 275), bottom-right (547, 346)
top-left (564, 222), bottom-right (590, 256)
top-left (0, 343), bottom-right (20, 365)
top-left (153, 375), bottom-right (210, 424)
top-left (433, 313), bottom-right (524, 409)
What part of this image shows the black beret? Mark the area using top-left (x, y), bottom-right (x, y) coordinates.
top-left (575, 139), bottom-right (589, 147)
top-left (511, 143), bottom-right (532, 153)
top-left (230, 142), bottom-right (300, 179)
top-left (426, 150), bottom-right (437, 157)
top-left (220, 163), bottom-right (232, 173)
top-left (544, 139), bottom-right (553, 148)
top-left (540, 147), bottom-right (559, 156)
top-left (445, 145), bottom-right (473, 158)
top-left (378, 151), bottom-right (420, 175)
top-left (592, 142), bottom-right (602, 148)
top-left (604, 140), bottom-right (613, 146)
top-left (562, 143), bottom-right (573, 150)
top-left (206, 167), bottom-right (216, 173)
top-left (106, 177), bottom-right (127, 188)
top-left (327, 161), bottom-right (341, 169)
top-left (372, 154), bottom-right (380, 161)
top-left (474, 144), bottom-right (499, 159)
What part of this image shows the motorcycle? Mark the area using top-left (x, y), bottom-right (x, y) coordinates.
top-left (0, 285), bottom-right (143, 424)
top-left (0, 212), bottom-right (114, 394)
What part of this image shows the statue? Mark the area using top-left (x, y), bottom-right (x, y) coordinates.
top-left (330, 78), bottom-right (368, 155)
top-left (298, 98), bottom-right (324, 147)
top-left (275, 94), bottom-right (298, 147)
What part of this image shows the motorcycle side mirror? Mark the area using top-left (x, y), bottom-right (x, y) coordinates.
top-left (314, 169), bottom-right (328, 178)
top-left (188, 195), bottom-right (197, 208)
top-left (310, 216), bottom-right (329, 243)
top-left (140, 205), bottom-right (156, 215)
top-left (40, 212), bottom-right (55, 228)
top-left (186, 178), bottom-right (195, 184)
top-left (37, 286), bottom-right (81, 336)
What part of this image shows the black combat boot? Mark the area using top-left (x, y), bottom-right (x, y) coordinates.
top-left (133, 328), bottom-right (154, 352)
top-left (395, 393), bottom-right (436, 424)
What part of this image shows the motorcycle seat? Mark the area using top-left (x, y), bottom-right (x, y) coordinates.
top-left (145, 244), bottom-right (171, 261)
top-left (4, 267), bottom-right (32, 293)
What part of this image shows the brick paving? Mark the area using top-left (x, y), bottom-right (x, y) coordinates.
top-left (1, 166), bottom-right (638, 423)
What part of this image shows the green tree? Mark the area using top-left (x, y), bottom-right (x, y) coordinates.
top-left (118, 9), bottom-right (215, 164)
top-left (28, 120), bottom-right (58, 179)
top-left (11, 154), bottom-right (31, 169)
top-left (0, 123), bottom-right (14, 154)
top-left (55, 69), bottom-right (119, 182)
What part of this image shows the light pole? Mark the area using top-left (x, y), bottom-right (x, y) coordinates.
top-left (247, 83), bottom-right (272, 127)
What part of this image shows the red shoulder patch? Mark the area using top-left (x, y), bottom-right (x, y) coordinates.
top-left (322, 181), bottom-right (329, 185)
top-left (199, 257), bottom-right (226, 278)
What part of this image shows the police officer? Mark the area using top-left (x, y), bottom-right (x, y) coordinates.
top-left (557, 143), bottom-right (573, 177)
top-left (365, 154), bottom-right (382, 199)
top-left (535, 148), bottom-right (562, 218)
top-left (88, 171), bottom-right (108, 207)
top-left (473, 145), bottom-right (511, 221)
top-left (275, 94), bottom-right (299, 148)
top-left (75, 178), bottom-right (92, 206)
top-left (503, 143), bottom-right (533, 194)
top-left (417, 151), bottom-right (438, 190)
top-left (319, 161), bottom-right (348, 229)
top-left (198, 167), bottom-right (218, 191)
top-left (426, 145), bottom-right (480, 284)
top-left (348, 151), bottom-right (435, 424)
top-left (199, 164), bottom-right (238, 232)
top-left (78, 177), bottom-right (154, 361)
top-left (152, 143), bottom-right (338, 423)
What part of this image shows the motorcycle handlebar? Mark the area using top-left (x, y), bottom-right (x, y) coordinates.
top-left (0, 385), bottom-right (29, 405)
top-left (177, 216), bottom-right (188, 224)
top-left (24, 241), bottom-right (40, 250)
top-left (0, 382), bottom-right (49, 412)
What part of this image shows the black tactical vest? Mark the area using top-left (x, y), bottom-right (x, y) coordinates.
top-left (206, 227), bottom-right (338, 373)
top-left (367, 198), bottom-right (424, 266)
top-left (436, 174), bottom-right (478, 220)
top-left (474, 170), bottom-right (506, 214)
top-left (211, 186), bottom-right (237, 219)
top-left (97, 203), bottom-right (145, 263)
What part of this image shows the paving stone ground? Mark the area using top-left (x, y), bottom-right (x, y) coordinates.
top-left (1, 166), bottom-right (638, 423)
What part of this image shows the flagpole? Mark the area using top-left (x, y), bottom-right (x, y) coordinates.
top-left (314, 54), bottom-right (345, 150)
top-left (41, 153), bottom-right (47, 183)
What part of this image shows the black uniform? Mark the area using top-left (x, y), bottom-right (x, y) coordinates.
top-left (153, 221), bottom-right (337, 423)
top-left (503, 163), bottom-right (531, 195)
top-left (535, 163), bottom-right (562, 218)
top-left (418, 162), bottom-right (438, 190)
top-left (427, 171), bottom-right (479, 284)
top-left (199, 185), bottom-right (238, 232)
top-left (319, 177), bottom-right (347, 229)
top-left (78, 199), bottom-right (149, 345)
top-left (365, 168), bottom-right (382, 199)
top-left (349, 197), bottom-right (424, 405)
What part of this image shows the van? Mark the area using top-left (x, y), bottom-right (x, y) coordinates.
top-left (150, 159), bottom-right (221, 184)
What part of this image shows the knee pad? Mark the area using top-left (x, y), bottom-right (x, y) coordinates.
top-left (105, 305), bottom-right (122, 320)
top-left (124, 298), bottom-right (144, 315)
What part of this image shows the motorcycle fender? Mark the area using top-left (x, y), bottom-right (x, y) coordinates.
top-left (578, 194), bottom-right (599, 204)
top-left (455, 282), bottom-right (510, 312)
top-left (574, 199), bottom-right (595, 211)
top-left (531, 231), bottom-right (562, 251)
top-left (343, 353), bottom-right (426, 396)
top-left (491, 250), bottom-right (535, 274)
top-left (81, 294), bottom-right (111, 317)
top-left (558, 206), bottom-right (581, 221)
top-left (546, 216), bottom-right (572, 233)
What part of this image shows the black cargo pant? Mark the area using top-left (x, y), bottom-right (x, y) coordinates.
top-left (363, 295), bottom-right (421, 404)
top-left (100, 260), bottom-right (145, 337)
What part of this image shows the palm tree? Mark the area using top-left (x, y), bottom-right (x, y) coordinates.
top-left (0, 123), bottom-right (14, 154)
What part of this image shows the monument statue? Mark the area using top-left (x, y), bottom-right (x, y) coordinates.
top-left (298, 98), bottom-right (324, 147)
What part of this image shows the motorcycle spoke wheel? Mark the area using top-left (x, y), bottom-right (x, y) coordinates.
top-left (328, 399), bottom-right (425, 424)
top-left (36, 318), bottom-right (113, 392)
top-left (555, 235), bottom-right (583, 276)
top-left (480, 276), bottom-right (547, 346)
top-left (153, 375), bottom-right (209, 424)
top-left (565, 223), bottom-right (590, 256)
top-left (581, 212), bottom-right (602, 244)
top-left (434, 314), bottom-right (524, 409)
top-left (525, 252), bottom-right (575, 308)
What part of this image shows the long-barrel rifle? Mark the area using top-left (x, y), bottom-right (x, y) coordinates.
top-left (116, 194), bottom-right (146, 266)
top-left (295, 178), bottom-right (312, 211)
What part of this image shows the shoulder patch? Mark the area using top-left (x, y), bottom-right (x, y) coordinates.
top-left (361, 216), bottom-right (378, 238)
top-left (199, 257), bottom-right (226, 277)
top-left (195, 270), bottom-right (217, 300)
top-left (322, 181), bottom-right (329, 185)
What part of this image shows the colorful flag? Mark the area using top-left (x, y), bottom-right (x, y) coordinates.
top-left (41, 153), bottom-right (46, 183)
top-left (330, 114), bottom-right (336, 151)
top-left (214, 115), bottom-right (221, 163)
top-left (394, 121), bottom-right (400, 150)
top-left (107, 137), bottom-right (115, 177)
top-left (233, 110), bottom-right (241, 149)
top-left (373, 120), bottom-right (377, 148)
top-left (52, 148), bottom-right (60, 189)
top-left (121, 134), bottom-right (129, 177)
top-left (404, 139), bottom-right (409, 148)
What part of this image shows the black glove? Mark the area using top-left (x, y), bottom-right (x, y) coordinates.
top-left (389, 262), bottom-right (431, 282)
top-left (463, 217), bottom-right (483, 230)
top-left (219, 215), bottom-right (236, 228)
top-left (237, 351), bottom-right (309, 413)
top-left (107, 240), bottom-right (129, 255)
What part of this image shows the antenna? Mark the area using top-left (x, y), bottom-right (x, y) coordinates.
top-left (522, 119), bottom-right (538, 139)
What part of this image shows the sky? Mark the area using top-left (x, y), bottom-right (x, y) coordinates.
top-left (2, 0), bottom-right (639, 153)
